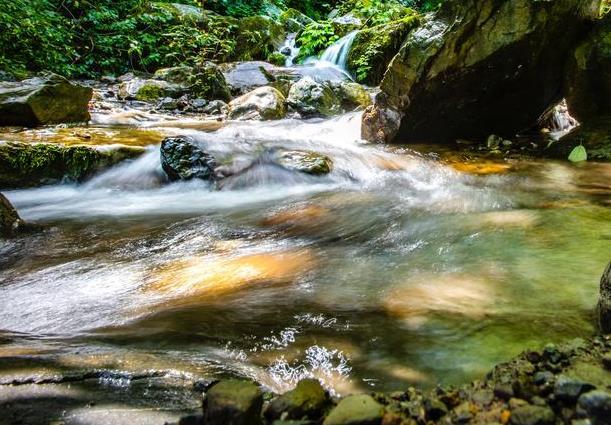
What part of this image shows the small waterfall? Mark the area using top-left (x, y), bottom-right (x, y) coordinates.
top-left (280, 33), bottom-right (300, 67)
top-left (318, 31), bottom-right (358, 70)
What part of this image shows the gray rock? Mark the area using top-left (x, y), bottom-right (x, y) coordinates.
top-left (203, 380), bottom-right (263, 425)
top-left (577, 390), bottom-right (611, 425)
top-left (228, 86), bottom-right (287, 121)
top-left (598, 262), bottom-right (611, 334)
top-left (510, 405), bottom-right (555, 425)
top-left (0, 73), bottom-right (92, 127)
top-left (203, 100), bottom-right (229, 116)
top-left (554, 375), bottom-right (596, 403)
top-left (160, 136), bottom-right (217, 182)
top-left (0, 193), bottom-right (25, 237)
top-left (275, 150), bottom-right (333, 175)
top-left (288, 77), bottom-right (341, 117)
top-left (323, 394), bottom-right (384, 425)
top-left (265, 379), bottom-right (329, 421)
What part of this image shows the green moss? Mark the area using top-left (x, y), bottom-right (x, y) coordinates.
top-left (135, 84), bottom-right (165, 102)
top-left (347, 15), bottom-right (420, 85)
top-left (0, 142), bottom-right (143, 188)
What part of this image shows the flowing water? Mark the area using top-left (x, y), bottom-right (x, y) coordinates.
top-left (1, 111), bottom-right (610, 408)
top-left (302, 31), bottom-right (359, 80)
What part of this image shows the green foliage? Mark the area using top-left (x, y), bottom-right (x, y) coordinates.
top-left (268, 52), bottom-right (288, 66)
top-left (339, 0), bottom-right (410, 26)
top-left (295, 22), bottom-right (340, 62)
top-left (0, 0), bottom-right (78, 78)
top-left (602, 0), bottom-right (611, 16)
top-left (568, 145), bottom-right (588, 162)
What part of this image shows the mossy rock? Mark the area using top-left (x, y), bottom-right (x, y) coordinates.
top-left (279, 8), bottom-right (315, 32)
top-left (265, 379), bottom-right (330, 421)
top-left (153, 63), bottom-right (230, 101)
top-left (0, 73), bottom-right (92, 127)
top-left (118, 78), bottom-right (184, 102)
top-left (232, 16), bottom-right (286, 62)
top-left (204, 380), bottom-right (263, 425)
top-left (0, 141), bottom-right (145, 188)
top-left (149, 2), bottom-right (207, 23)
top-left (288, 76), bottom-right (342, 117)
top-left (323, 394), bottom-right (384, 425)
top-left (228, 86), bottom-right (287, 121)
top-left (337, 82), bottom-right (372, 110)
top-left (275, 150), bottom-right (333, 175)
top-left (347, 16), bottom-right (420, 85)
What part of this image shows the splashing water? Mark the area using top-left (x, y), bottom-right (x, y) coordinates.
top-left (319, 31), bottom-right (358, 70)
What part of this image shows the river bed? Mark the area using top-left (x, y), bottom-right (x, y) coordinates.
top-left (1, 111), bottom-right (610, 415)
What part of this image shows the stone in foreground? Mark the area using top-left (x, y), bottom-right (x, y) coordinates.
top-left (203, 379), bottom-right (263, 425)
top-left (0, 73), bottom-right (92, 127)
top-left (323, 394), bottom-right (384, 425)
top-left (265, 379), bottom-right (330, 421)
top-left (0, 193), bottom-right (25, 237)
top-left (288, 77), bottom-right (342, 117)
top-left (160, 136), bottom-right (218, 182)
top-left (362, 0), bottom-right (601, 144)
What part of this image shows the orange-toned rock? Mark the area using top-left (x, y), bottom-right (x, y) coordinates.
top-left (450, 162), bottom-right (512, 175)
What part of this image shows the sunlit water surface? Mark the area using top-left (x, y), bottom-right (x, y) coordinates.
top-left (1, 112), bottom-right (610, 400)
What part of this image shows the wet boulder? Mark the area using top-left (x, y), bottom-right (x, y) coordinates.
top-left (274, 150), bottom-right (333, 175)
top-left (577, 390), bottom-right (611, 425)
top-left (228, 86), bottom-right (287, 121)
top-left (118, 78), bottom-right (185, 102)
top-left (279, 8), bottom-right (314, 32)
top-left (337, 82), bottom-right (372, 110)
top-left (203, 380), bottom-right (263, 425)
top-left (0, 73), bottom-right (92, 127)
top-left (599, 262), bottom-right (611, 334)
top-left (509, 405), bottom-right (555, 425)
top-left (160, 136), bottom-right (217, 182)
top-left (323, 394), bottom-right (384, 425)
top-left (362, 0), bottom-right (601, 144)
top-left (0, 141), bottom-right (145, 188)
top-left (0, 193), bottom-right (25, 238)
top-left (264, 379), bottom-right (330, 421)
top-left (288, 76), bottom-right (342, 117)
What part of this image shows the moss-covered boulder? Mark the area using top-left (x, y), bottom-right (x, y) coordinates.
top-left (275, 150), bottom-right (333, 175)
top-left (118, 78), bottom-right (185, 102)
top-left (323, 394), bottom-right (384, 425)
top-left (232, 16), bottom-right (285, 62)
top-left (279, 8), bottom-right (315, 32)
top-left (160, 136), bottom-right (218, 181)
top-left (0, 142), bottom-right (145, 188)
top-left (346, 16), bottom-right (420, 85)
top-left (203, 380), bottom-right (263, 425)
top-left (545, 115), bottom-right (611, 161)
top-left (150, 2), bottom-right (206, 22)
top-left (265, 379), bottom-right (330, 421)
top-left (337, 82), bottom-right (372, 110)
top-left (288, 76), bottom-right (342, 117)
top-left (565, 14), bottom-right (611, 122)
top-left (228, 86), bottom-right (287, 121)
top-left (0, 193), bottom-right (25, 238)
top-left (362, 0), bottom-right (601, 144)
top-left (0, 73), bottom-right (92, 127)
top-left (153, 63), bottom-right (231, 101)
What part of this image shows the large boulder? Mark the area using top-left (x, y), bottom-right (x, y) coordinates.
top-left (0, 73), bottom-right (92, 127)
top-left (118, 78), bottom-right (185, 102)
top-left (0, 193), bottom-right (25, 238)
top-left (160, 136), bottom-right (217, 182)
top-left (203, 380), bottom-right (263, 425)
top-left (599, 262), bottom-right (611, 334)
top-left (565, 14), bottom-right (611, 122)
top-left (288, 76), bottom-right (342, 117)
top-left (347, 16), bottom-right (420, 85)
top-left (154, 63), bottom-right (231, 101)
top-left (362, 0), bottom-right (602, 144)
top-left (0, 142), bottom-right (144, 188)
top-left (228, 86), bottom-right (287, 121)
top-left (264, 379), bottom-right (330, 421)
top-left (323, 394), bottom-right (384, 425)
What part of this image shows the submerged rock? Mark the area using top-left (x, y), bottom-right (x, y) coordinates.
top-left (323, 394), bottom-right (384, 425)
top-left (274, 150), bottom-right (333, 175)
top-left (160, 136), bottom-right (217, 182)
top-left (288, 77), bottom-right (342, 117)
top-left (265, 379), bottom-right (330, 421)
top-left (0, 193), bottom-right (25, 238)
top-left (0, 73), bottom-right (92, 127)
top-left (228, 86), bottom-right (287, 121)
top-left (204, 380), bottom-right (263, 425)
top-left (599, 262), bottom-right (611, 334)
top-left (0, 142), bottom-right (144, 188)
top-left (362, 0), bottom-right (601, 143)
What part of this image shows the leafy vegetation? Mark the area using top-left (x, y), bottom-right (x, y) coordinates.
top-left (295, 22), bottom-right (341, 62)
